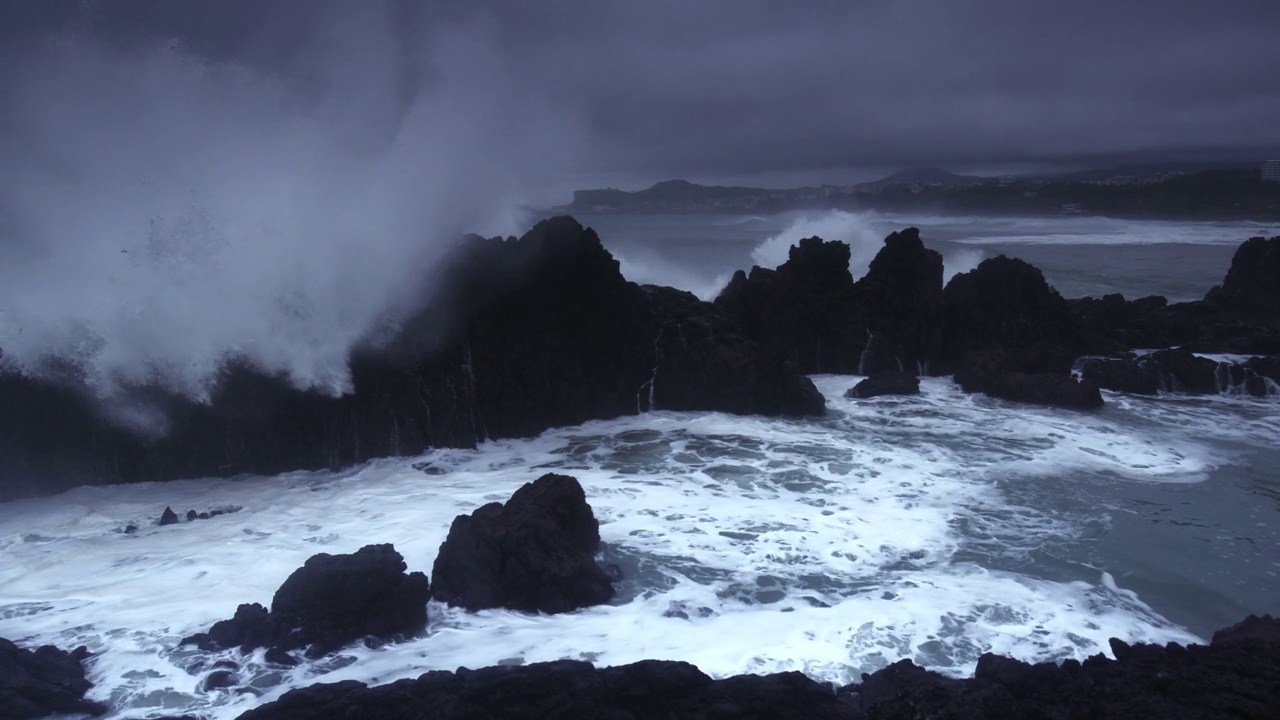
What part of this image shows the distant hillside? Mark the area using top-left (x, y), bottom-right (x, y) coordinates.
top-left (868, 166), bottom-right (986, 187)
top-left (568, 179), bottom-right (841, 213)
top-left (557, 166), bottom-right (1280, 219)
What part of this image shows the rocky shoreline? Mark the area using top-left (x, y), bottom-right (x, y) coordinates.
top-left (2, 217), bottom-right (1277, 502)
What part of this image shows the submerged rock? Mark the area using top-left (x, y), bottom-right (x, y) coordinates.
top-left (431, 473), bottom-right (615, 614)
top-left (0, 638), bottom-right (106, 719)
top-left (181, 544), bottom-right (429, 658)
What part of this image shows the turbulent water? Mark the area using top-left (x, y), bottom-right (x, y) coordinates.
top-left (2, 212), bottom-right (1279, 720)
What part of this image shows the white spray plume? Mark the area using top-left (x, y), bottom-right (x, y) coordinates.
top-left (0, 8), bottom-right (579, 401)
top-left (751, 210), bottom-right (885, 278)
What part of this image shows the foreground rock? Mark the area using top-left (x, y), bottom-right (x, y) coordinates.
top-left (182, 544), bottom-right (428, 659)
top-left (230, 614), bottom-right (1280, 720)
top-left (844, 371), bottom-right (920, 398)
top-left (236, 659), bottom-right (857, 720)
top-left (0, 217), bottom-right (822, 502)
top-left (0, 638), bottom-right (105, 719)
top-left (850, 613), bottom-right (1280, 719)
top-left (431, 473), bottom-right (614, 613)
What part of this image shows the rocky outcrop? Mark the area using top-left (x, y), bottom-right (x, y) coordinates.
top-left (1078, 349), bottom-right (1280, 397)
top-left (851, 227), bottom-right (945, 372)
top-left (0, 216), bottom-right (823, 502)
top-left (431, 473), bottom-right (615, 614)
top-left (844, 371), bottom-right (920, 398)
top-left (1206, 235), bottom-right (1280, 320)
top-left (235, 659), bottom-right (858, 720)
top-left (941, 255), bottom-right (1087, 375)
top-left (181, 544), bottom-right (429, 659)
top-left (1072, 236), bottom-right (1280, 357)
top-left (849, 613), bottom-right (1280, 719)
top-left (955, 349), bottom-right (1103, 409)
top-left (0, 638), bottom-right (105, 719)
top-left (714, 228), bottom-right (945, 376)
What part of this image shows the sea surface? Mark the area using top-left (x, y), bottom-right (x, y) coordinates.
top-left (2, 211), bottom-right (1279, 720)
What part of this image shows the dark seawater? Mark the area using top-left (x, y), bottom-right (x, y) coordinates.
top-left (1, 210), bottom-right (1277, 720)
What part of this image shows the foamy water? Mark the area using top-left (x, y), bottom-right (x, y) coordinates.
top-left (5, 375), bottom-right (1278, 720)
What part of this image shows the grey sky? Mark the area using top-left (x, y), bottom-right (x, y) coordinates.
top-left (3, 0), bottom-right (1279, 188)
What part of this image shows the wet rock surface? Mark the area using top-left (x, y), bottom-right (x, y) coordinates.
top-left (849, 613), bottom-right (1280, 720)
top-left (235, 659), bottom-right (858, 720)
top-left (844, 371), bottom-right (921, 398)
top-left (181, 544), bottom-right (428, 658)
top-left (431, 473), bottom-right (615, 614)
top-left (0, 638), bottom-right (106, 719)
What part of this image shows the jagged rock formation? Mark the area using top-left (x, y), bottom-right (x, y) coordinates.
top-left (181, 544), bottom-right (429, 659)
top-left (940, 255), bottom-right (1088, 375)
top-left (715, 228), bottom-right (944, 376)
top-left (3, 226), bottom-right (1278, 501)
top-left (431, 473), bottom-right (614, 614)
top-left (0, 638), bottom-right (105, 719)
top-left (0, 217), bottom-right (822, 501)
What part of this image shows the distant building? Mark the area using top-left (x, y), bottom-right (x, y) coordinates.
top-left (1263, 160), bottom-right (1280, 182)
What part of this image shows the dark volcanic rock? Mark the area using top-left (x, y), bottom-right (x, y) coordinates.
top-left (852, 227), bottom-right (945, 372)
top-left (0, 638), bottom-right (106, 719)
top-left (850, 614), bottom-right (1280, 720)
top-left (844, 371), bottom-right (920, 398)
top-left (715, 228), bottom-right (945, 376)
top-left (640, 285), bottom-right (825, 416)
top-left (0, 216), bottom-right (823, 502)
top-left (956, 349), bottom-right (1103, 409)
top-left (1206, 235), bottom-right (1280, 320)
top-left (1078, 348), bottom-right (1278, 397)
top-left (941, 255), bottom-right (1086, 375)
top-left (159, 507), bottom-right (179, 526)
top-left (715, 236), bottom-right (866, 373)
top-left (182, 544), bottom-right (428, 658)
top-left (235, 659), bottom-right (857, 720)
top-left (431, 473), bottom-right (614, 614)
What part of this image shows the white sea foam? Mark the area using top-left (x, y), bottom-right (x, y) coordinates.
top-left (613, 250), bottom-right (733, 300)
top-left (1, 375), bottom-right (1239, 719)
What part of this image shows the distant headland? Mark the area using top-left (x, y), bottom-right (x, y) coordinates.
top-left (554, 163), bottom-right (1280, 220)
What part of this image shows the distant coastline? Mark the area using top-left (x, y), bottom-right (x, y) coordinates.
top-left (549, 166), bottom-right (1280, 221)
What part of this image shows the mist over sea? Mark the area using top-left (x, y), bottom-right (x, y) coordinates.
top-left (2, 211), bottom-right (1278, 720)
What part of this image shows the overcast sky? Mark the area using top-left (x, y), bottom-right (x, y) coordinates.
top-left (4, 0), bottom-right (1280, 190)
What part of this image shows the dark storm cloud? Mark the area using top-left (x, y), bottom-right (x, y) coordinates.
top-left (3, 0), bottom-right (1278, 181)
